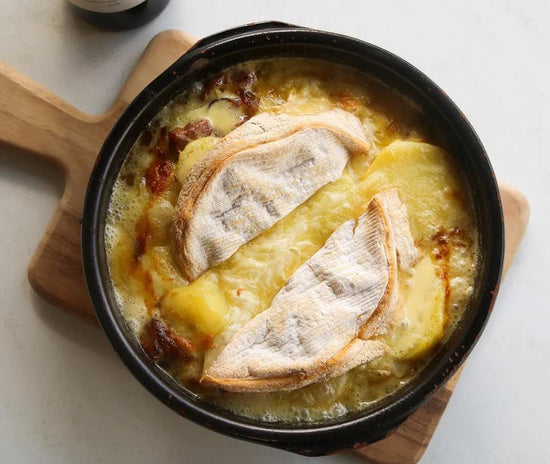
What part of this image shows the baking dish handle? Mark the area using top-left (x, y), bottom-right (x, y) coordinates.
top-left (186, 21), bottom-right (303, 53)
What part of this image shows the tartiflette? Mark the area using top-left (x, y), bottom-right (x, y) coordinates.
top-left (105, 59), bottom-right (479, 423)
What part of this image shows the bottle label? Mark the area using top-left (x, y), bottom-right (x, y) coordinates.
top-left (69, 0), bottom-right (146, 13)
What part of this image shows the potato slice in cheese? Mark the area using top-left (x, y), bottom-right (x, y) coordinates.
top-left (359, 141), bottom-right (471, 359)
top-left (360, 140), bottom-right (471, 245)
top-left (381, 255), bottom-right (446, 360)
top-left (160, 277), bottom-right (229, 339)
top-left (175, 136), bottom-right (218, 183)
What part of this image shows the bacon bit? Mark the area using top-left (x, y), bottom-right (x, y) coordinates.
top-left (232, 70), bottom-right (257, 88)
top-left (201, 70), bottom-right (256, 97)
top-left (198, 334), bottom-right (214, 350)
top-left (236, 287), bottom-right (246, 297)
top-left (144, 158), bottom-right (175, 195)
top-left (200, 74), bottom-right (229, 99)
top-left (175, 334), bottom-right (195, 355)
top-left (168, 118), bottom-right (213, 154)
top-left (239, 88), bottom-right (259, 116)
top-left (146, 126), bottom-right (174, 162)
top-left (200, 70), bottom-right (260, 119)
top-left (141, 126), bottom-right (177, 194)
top-left (235, 71), bottom-right (259, 117)
top-left (140, 318), bottom-right (194, 362)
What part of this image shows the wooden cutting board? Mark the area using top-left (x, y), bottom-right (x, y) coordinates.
top-left (0, 30), bottom-right (529, 464)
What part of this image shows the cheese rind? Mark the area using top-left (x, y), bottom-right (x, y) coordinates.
top-left (171, 109), bottom-right (372, 281)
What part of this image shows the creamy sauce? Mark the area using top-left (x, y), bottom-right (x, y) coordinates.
top-left (105, 59), bottom-right (478, 423)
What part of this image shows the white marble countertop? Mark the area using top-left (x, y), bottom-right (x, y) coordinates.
top-left (1, 1), bottom-right (548, 463)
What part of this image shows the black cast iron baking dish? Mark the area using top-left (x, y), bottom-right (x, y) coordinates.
top-left (82, 22), bottom-right (504, 455)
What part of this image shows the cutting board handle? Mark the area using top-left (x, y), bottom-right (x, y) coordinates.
top-left (0, 30), bottom-right (195, 176)
top-left (0, 61), bottom-right (105, 174)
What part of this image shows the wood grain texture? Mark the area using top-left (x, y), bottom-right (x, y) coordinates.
top-left (0, 30), bottom-right (195, 324)
top-left (0, 30), bottom-right (529, 464)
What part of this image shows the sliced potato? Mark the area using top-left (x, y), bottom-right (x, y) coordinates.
top-left (160, 277), bottom-right (228, 339)
top-left (360, 140), bottom-right (471, 246)
top-left (358, 141), bottom-right (461, 360)
top-left (175, 136), bottom-right (218, 183)
top-left (207, 98), bottom-right (245, 134)
top-left (381, 255), bottom-right (446, 360)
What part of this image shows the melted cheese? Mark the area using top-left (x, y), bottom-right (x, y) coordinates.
top-left (105, 58), bottom-right (479, 423)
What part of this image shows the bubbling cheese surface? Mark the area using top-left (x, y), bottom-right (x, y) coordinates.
top-left (105, 59), bottom-right (479, 423)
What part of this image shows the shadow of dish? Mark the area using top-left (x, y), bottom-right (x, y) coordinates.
top-left (28, 289), bottom-right (113, 358)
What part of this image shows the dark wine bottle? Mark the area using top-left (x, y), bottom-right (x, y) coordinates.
top-left (69, 0), bottom-right (171, 31)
